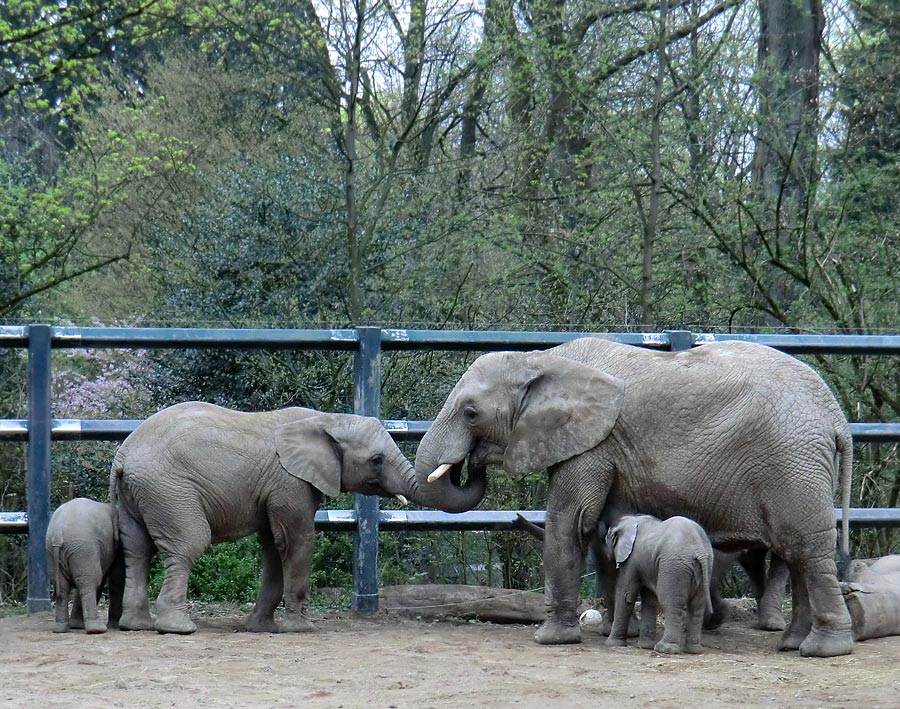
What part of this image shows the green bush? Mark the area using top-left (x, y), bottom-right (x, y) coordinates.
top-left (149, 537), bottom-right (262, 604)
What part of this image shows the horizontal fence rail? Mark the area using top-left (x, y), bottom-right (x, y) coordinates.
top-left (5, 508), bottom-right (900, 535)
top-left (2, 325), bottom-right (900, 614)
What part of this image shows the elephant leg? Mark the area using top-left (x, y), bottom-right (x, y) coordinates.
top-left (274, 513), bottom-right (315, 633)
top-left (118, 504), bottom-right (155, 631)
top-left (106, 551), bottom-right (125, 630)
top-left (535, 513), bottom-right (587, 645)
top-left (779, 562), bottom-right (810, 651)
top-left (655, 568), bottom-right (689, 654)
top-left (52, 576), bottom-right (71, 633)
top-left (153, 519), bottom-right (211, 635)
top-left (69, 589), bottom-right (85, 630)
top-left (606, 581), bottom-right (638, 648)
top-left (738, 548), bottom-right (768, 600)
top-left (593, 540), bottom-right (640, 638)
top-left (535, 462), bottom-right (608, 646)
top-left (684, 592), bottom-right (706, 654)
top-left (75, 576), bottom-right (107, 634)
top-left (797, 555), bottom-right (854, 657)
top-left (638, 588), bottom-right (659, 650)
top-left (245, 527), bottom-right (282, 633)
top-left (757, 554), bottom-right (788, 631)
top-left (705, 551), bottom-right (738, 630)
top-left (777, 525), bottom-right (853, 657)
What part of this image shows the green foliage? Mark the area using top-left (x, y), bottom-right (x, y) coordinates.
top-left (149, 537), bottom-right (262, 604)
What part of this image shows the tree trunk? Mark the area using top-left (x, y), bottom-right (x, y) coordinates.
top-left (751, 0), bottom-right (824, 321)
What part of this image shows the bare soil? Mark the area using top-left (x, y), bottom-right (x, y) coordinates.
top-left (2, 603), bottom-right (899, 708)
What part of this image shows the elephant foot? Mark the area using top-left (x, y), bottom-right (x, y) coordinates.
top-left (777, 624), bottom-right (807, 652)
top-left (84, 618), bottom-right (107, 634)
top-left (758, 603), bottom-right (786, 631)
top-left (684, 643), bottom-right (703, 655)
top-left (279, 613), bottom-right (315, 633)
top-left (119, 610), bottom-right (155, 631)
top-left (758, 614), bottom-right (787, 632)
top-left (53, 622), bottom-right (70, 634)
top-left (605, 635), bottom-right (627, 648)
top-left (244, 615), bottom-right (279, 633)
top-left (798, 627), bottom-right (854, 658)
top-left (638, 636), bottom-right (657, 650)
top-left (653, 640), bottom-right (684, 654)
top-left (535, 619), bottom-right (581, 645)
top-left (598, 613), bottom-right (640, 637)
top-left (155, 608), bottom-right (197, 635)
top-left (704, 606), bottom-right (726, 631)
top-left (69, 617), bottom-right (85, 630)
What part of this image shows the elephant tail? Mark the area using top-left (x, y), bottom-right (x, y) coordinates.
top-left (698, 552), bottom-right (713, 617)
top-left (49, 542), bottom-right (62, 602)
top-left (109, 448), bottom-right (125, 514)
top-left (836, 425), bottom-right (854, 581)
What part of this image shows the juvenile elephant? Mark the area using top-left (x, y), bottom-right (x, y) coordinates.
top-left (45, 497), bottom-right (124, 634)
top-left (110, 402), bottom-right (421, 634)
top-left (512, 513), bottom-right (788, 633)
top-left (415, 337), bottom-right (854, 657)
top-left (605, 514), bottom-right (713, 653)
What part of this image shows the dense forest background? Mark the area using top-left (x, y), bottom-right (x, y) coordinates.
top-left (1, 0), bottom-right (898, 605)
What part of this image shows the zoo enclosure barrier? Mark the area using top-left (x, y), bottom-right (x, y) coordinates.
top-left (2, 325), bottom-right (900, 615)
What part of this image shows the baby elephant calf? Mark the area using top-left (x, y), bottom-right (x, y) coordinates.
top-left (605, 514), bottom-right (713, 654)
top-left (45, 497), bottom-right (124, 633)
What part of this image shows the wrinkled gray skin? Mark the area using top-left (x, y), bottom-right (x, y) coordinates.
top-left (513, 514), bottom-right (788, 633)
top-left (45, 497), bottom-right (124, 634)
top-left (110, 402), bottom-right (421, 635)
top-left (605, 515), bottom-right (713, 653)
top-left (415, 338), bottom-right (854, 657)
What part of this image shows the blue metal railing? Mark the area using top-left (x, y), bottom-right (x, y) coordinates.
top-left (2, 325), bottom-right (900, 615)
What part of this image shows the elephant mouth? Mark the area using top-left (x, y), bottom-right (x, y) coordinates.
top-left (428, 440), bottom-right (501, 486)
top-left (471, 440), bottom-right (505, 468)
top-left (426, 457), bottom-right (488, 503)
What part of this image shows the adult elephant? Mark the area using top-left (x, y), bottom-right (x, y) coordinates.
top-left (110, 401), bottom-right (421, 635)
top-left (414, 338), bottom-right (853, 657)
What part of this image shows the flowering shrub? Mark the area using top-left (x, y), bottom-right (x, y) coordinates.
top-left (52, 319), bottom-right (156, 420)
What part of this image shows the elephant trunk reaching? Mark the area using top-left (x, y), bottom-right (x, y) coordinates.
top-left (414, 411), bottom-right (488, 513)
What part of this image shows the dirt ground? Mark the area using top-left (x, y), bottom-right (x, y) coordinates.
top-left (2, 603), bottom-right (900, 709)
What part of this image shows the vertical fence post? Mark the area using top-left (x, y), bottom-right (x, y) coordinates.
top-left (352, 326), bottom-right (381, 614)
top-left (666, 329), bottom-right (693, 352)
top-left (27, 324), bottom-right (52, 613)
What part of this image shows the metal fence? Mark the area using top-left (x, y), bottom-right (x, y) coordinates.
top-left (2, 325), bottom-right (900, 615)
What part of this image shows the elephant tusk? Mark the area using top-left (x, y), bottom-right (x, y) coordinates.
top-left (427, 463), bottom-right (453, 483)
top-left (395, 494), bottom-right (409, 507)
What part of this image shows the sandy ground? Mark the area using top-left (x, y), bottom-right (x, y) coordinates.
top-left (2, 603), bottom-right (900, 708)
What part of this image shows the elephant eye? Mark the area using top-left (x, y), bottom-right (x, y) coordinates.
top-left (370, 454), bottom-right (384, 467)
top-left (463, 406), bottom-right (479, 424)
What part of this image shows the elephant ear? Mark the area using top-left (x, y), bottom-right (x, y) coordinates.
top-left (274, 415), bottom-right (342, 497)
top-left (504, 352), bottom-right (625, 474)
top-left (607, 519), bottom-right (639, 567)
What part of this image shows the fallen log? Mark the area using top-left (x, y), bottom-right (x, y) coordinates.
top-left (379, 584), bottom-right (592, 624)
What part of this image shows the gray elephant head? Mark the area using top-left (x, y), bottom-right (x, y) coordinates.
top-left (276, 413), bottom-right (418, 503)
top-left (606, 517), bottom-right (640, 566)
top-left (414, 350), bottom-right (625, 512)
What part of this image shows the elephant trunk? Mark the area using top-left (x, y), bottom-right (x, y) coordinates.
top-left (414, 417), bottom-right (488, 513)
